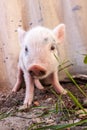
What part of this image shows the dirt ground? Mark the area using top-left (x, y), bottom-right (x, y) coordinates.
top-left (0, 82), bottom-right (87, 130)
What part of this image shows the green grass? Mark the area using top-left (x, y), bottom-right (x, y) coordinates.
top-left (28, 119), bottom-right (87, 130)
top-left (84, 55), bottom-right (87, 64)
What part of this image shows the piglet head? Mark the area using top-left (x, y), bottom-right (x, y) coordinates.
top-left (18, 24), bottom-right (65, 79)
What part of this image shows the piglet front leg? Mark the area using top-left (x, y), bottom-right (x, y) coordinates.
top-left (23, 72), bottom-right (34, 106)
top-left (19, 72), bottom-right (34, 111)
top-left (12, 67), bottom-right (23, 92)
top-left (52, 71), bottom-right (67, 94)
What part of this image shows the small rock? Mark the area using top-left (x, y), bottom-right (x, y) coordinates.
top-left (45, 98), bottom-right (52, 103)
top-left (76, 109), bottom-right (87, 119)
top-left (83, 98), bottom-right (87, 107)
top-left (46, 119), bottom-right (54, 124)
top-left (32, 118), bottom-right (41, 123)
top-left (1, 95), bottom-right (6, 98)
top-left (34, 101), bottom-right (40, 106)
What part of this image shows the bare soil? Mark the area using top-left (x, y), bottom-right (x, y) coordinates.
top-left (0, 82), bottom-right (87, 130)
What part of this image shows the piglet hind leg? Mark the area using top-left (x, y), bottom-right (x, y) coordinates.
top-left (12, 67), bottom-right (23, 92)
top-left (34, 79), bottom-right (44, 90)
top-left (52, 71), bottom-right (67, 95)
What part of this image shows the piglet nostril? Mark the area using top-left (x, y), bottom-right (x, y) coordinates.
top-left (39, 70), bottom-right (46, 76)
top-left (29, 70), bottom-right (34, 76)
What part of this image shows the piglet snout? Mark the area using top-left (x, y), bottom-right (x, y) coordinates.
top-left (29, 65), bottom-right (46, 77)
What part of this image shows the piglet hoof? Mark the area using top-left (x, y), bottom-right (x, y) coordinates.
top-left (12, 87), bottom-right (17, 93)
top-left (18, 104), bottom-right (31, 112)
top-left (12, 84), bottom-right (21, 93)
top-left (12, 88), bottom-right (17, 93)
top-left (12, 89), bottom-right (16, 93)
top-left (62, 89), bottom-right (67, 95)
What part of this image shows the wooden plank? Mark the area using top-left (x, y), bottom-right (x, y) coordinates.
top-left (0, 0), bottom-right (87, 92)
top-left (21, 0), bottom-right (87, 79)
top-left (0, 0), bottom-right (22, 90)
top-left (60, 0), bottom-right (87, 74)
top-left (21, 0), bottom-right (61, 29)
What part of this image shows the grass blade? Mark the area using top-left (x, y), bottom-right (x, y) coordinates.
top-left (32, 119), bottom-right (87, 130)
top-left (84, 55), bottom-right (87, 64)
top-left (67, 90), bottom-right (86, 114)
top-left (65, 69), bottom-right (87, 98)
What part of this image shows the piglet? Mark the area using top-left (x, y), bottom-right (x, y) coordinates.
top-left (12, 24), bottom-right (67, 109)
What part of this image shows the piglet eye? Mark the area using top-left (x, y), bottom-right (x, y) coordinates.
top-left (50, 45), bottom-right (56, 51)
top-left (25, 46), bottom-right (28, 53)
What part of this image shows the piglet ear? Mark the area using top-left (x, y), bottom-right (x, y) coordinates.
top-left (53, 24), bottom-right (65, 43)
top-left (17, 27), bottom-right (26, 46)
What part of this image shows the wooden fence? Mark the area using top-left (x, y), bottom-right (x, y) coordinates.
top-left (0, 0), bottom-right (87, 91)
